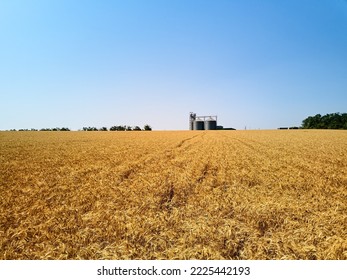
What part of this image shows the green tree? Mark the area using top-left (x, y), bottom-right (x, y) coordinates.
top-left (342, 113), bottom-right (347, 129)
top-left (301, 113), bottom-right (347, 129)
top-left (143, 124), bottom-right (152, 131)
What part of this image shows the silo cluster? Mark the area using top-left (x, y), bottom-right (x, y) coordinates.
top-left (189, 113), bottom-right (217, 130)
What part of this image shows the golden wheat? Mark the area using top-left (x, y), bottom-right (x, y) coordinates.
top-left (0, 130), bottom-right (346, 259)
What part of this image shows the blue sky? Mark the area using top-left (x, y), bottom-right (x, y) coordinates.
top-left (1, 0), bottom-right (346, 130)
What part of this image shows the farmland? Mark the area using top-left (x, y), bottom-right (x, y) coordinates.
top-left (1, 130), bottom-right (346, 259)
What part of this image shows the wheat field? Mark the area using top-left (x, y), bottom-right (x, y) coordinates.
top-left (0, 130), bottom-right (346, 259)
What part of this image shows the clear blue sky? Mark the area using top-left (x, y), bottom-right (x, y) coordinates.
top-left (1, 0), bottom-right (346, 130)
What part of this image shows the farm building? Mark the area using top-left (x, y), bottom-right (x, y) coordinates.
top-left (189, 112), bottom-right (235, 130)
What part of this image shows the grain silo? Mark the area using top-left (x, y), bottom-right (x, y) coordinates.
top-left (205, 119), bottom-right (217, 130)
top-left (193, 119), bottom-right (205, 130)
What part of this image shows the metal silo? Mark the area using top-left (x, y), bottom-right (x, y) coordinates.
top-left (193, 120), bottom-right (205, 130)
top-left (205, 120), bottom-right (217, 130)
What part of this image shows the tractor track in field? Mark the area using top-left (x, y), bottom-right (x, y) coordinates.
top-left (116, 132), bottom-right (205, 185)
top-left (175, 133), bottom-right (203, 148)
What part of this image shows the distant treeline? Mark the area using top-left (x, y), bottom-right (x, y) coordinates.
top-left (8, 125), bottom-right (152, 132)
top-left (302, 113), bottom-right (347, 129)
top-left (10, 127), bottom-right (71, 131)
top-left (82, 124), bottom-right (152, 131)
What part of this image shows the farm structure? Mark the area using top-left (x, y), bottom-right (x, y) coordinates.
top-left (189, 112), bottom-right (235, 130)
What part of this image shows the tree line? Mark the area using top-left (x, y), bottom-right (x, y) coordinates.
top-left (11, 127), bottom-right (71, 131)
top-left (8, 124), bottom-right (152, 132)
top-left (82, 124), bottom-right (152, 131)
top-left (301, 113), bottom-right (347, 129)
